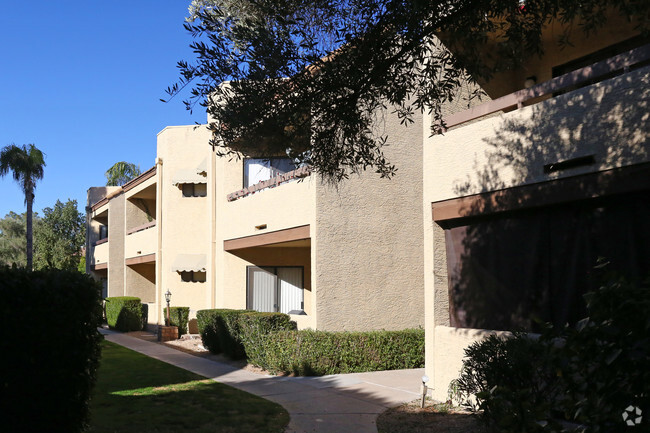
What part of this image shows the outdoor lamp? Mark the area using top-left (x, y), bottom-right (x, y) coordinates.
top-left (420, 375), bottom-right (430, 408)
top-left (164, 289), bottom-right (172, 325)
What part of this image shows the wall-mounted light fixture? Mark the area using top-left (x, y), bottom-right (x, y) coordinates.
top-left (524, 76), bottom-right (537, 89)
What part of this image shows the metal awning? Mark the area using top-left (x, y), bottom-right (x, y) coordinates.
top-left (196, 158), bottom-right (208, 175)
top-left (171, 169), bottom-right (206, 186)
top-left (171, 254), bottom-right (206, 272)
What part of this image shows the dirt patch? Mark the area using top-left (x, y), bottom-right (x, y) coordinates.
top-left (376, 401), bottom-right (485, 433)
top-left (124, 331), bottom-right (269, 375)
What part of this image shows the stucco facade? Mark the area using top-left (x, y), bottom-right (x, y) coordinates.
top-left (87, 107), bottom-right (425, 333)
top-left (423, 23), bottom-right (650, 400)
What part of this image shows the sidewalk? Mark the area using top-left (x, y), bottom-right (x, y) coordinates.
top-left (101, 329), bottom-right (423, 433)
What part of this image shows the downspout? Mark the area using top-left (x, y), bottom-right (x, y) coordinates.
top-left (155, 157), bottom-right (164, 325)
top-left (210, 141), bottom-right (217, 308)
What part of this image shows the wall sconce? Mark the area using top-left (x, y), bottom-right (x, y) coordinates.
top-left (524, 76), bottom-right (537, 89)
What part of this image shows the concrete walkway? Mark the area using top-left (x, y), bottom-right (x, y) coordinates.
top-left (100, 329), bottom-right (423, 433)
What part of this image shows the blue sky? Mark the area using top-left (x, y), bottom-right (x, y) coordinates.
top-left (0, 1), bottom-right (205, 218)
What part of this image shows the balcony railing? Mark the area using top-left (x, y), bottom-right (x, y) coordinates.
top-left (227, 166), bottom-right (312, 201)
top-left (126, 220), bottom-right (156, 236)
top-left (443, 43), bottom-right (650, 130)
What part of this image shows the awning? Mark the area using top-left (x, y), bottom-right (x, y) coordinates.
top-left (171, 169), bottom-right (206, 186)
top-left (171, 254), bottom-right (206, 272)
top-left (196, 158), bottom-right (208, 175)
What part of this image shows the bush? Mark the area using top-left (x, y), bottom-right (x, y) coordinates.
top-left (196, 309), bottom-right (253, 358)
top-left (105, 296), bottom-right (144, 332)
top-left (452, 274), bottom-right (650, 433)
top-left (164, 306), bottom-right (190, 336)
top-left (248, 328), bottom-right (425, 375)
top-left (239, 312), bottom-right (297, 363)
top-left (0, 266), bottom-right (103, 433)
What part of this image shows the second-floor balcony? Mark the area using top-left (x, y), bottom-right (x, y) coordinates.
top-left (92, 238), bottom-right (109, 269)
top-left (426, 44), bottom-right (650, 203)
top-left (125, 221), bottom-right (157, 261)
top-left (223, 166), bottom-right (315, 240)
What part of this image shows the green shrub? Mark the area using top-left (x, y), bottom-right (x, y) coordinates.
top-left (452, 273), bottom-right (650, 433)
top-left (196, 309), bottom-right (253, 358)
top-left (164, 306), bottom-right (190, 336)
top-left (239, 312), bottom-right (297, 363)
top-left (105, 296), bottom-right (144, 332)
top-left (0, 266), bottom-right (103, 433)
top-left (248, 328), bottom-right (424, 375)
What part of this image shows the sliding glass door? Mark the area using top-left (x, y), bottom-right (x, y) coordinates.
top-left (247, 266), bottom-right (304, 314)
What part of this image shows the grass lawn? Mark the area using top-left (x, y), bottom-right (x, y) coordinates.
top-left (89, 340), bottom-right (289, 433)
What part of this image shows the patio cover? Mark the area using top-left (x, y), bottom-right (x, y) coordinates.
top-left (171, 254), bottom-right (206, 272)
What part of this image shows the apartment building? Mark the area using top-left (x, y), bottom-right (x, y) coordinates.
top-left (87, 108), bottom-right (424, 332)
top-left (423, 15), bottom-right (650, 399)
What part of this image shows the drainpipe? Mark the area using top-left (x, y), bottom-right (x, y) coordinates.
top-left (210, 139), bottom-right (217, 308)
top-left (155, 157), bottom-right (163, 325)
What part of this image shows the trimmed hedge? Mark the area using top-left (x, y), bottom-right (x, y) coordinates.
top-left (164, 306), bottom-right (190, 336)
top-left (105, 296), bottom-right (144, 332)
top-left (0, 266), bottom-right (103, 433)
top-left (196, 309), bottom-right (253, 358)
top-left (239, 312), bottom-right (298, 362)
top-left (246, 328), bottom-right (425, 375)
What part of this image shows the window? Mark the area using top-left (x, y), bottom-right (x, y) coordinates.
top-left (246, 266), bottom-right (303, 314)
top-left (182, 183), bottom-right (207, 197)
top-left (180, 271), bottom-right (206, 283)
top-left (99, 225), bottom-right (108, 240)
top-left (244, 157), bottom-right (296, 188)
top-left (444, 189), bottom-right (650, 333)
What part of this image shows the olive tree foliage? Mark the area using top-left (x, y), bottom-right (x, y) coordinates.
top-left (169, 0), bottom-right (650, 181)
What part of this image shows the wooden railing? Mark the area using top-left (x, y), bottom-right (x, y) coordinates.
top-left (443, 43), bottom-right (650, 129)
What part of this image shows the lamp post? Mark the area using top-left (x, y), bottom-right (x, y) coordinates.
top-left (164, 289), bottom-right (172, 326)
top-left (420, 375), bottom-right (429, 408)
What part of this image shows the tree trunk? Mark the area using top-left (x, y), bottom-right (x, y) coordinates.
top-left (26, 191), bottom-right (33, 270)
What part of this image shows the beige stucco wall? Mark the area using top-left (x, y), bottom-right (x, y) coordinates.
top-left (423, 66), bottom-right (650, 400)
top-left (157, 125), bottom-right (214, 324)
top-left (468, 13), bottom-right (642, 99)
top-left (126, 263), bottom-right (156, 303)
top-left (86, 187), bottom-right (117, 276)
top-left (107, 194), bottom-right (125, 298)
top-left (314, 107), bottom-right (424, 331)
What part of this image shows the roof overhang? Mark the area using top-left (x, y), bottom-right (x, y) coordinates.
top-left (224, 225), bottom-right (310, 251)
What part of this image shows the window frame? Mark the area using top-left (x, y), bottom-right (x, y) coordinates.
top-left (242, 157), bottom-right (296, 188)
top-left (181, 183), bottom-right (207, 198)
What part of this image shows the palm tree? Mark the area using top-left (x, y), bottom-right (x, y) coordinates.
top-left (0, 144), bottom-right (46, 270)
top-left (105, 161), bottom-right (141, 186)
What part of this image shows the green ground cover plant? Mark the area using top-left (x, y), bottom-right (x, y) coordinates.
top-left (89, 340), bottom-right (289, 433)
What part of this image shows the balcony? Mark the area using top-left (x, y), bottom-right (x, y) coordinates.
top-left (92, 239), bottom-right (109, 270)
top-left (223, 167), bottom-right (315, 240)
top-left (125, 221), bottom-right (157, 262)
top-left (426, 45), bottom-right (650, 204)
